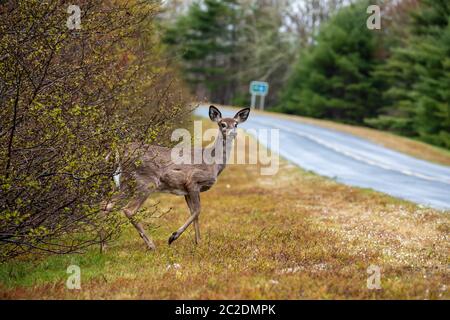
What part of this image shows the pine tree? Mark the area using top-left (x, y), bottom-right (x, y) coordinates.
top-left (231, 1), bottom-right (295, 107)
top-left (163, 0), bottom-right (240, 104)
top-left (277, 1), bottom-right (383, 124)
top-left (368, 0), bottom-right (450, 148)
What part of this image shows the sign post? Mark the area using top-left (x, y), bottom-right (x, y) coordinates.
top-left (249, 81), bottom-right (269, 110)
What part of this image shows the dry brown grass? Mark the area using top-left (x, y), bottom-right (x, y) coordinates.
top-left (1, 118), bottom-right (448, 299)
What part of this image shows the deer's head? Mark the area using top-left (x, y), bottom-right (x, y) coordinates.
top-left (209, 105), bottom-right (250, 139)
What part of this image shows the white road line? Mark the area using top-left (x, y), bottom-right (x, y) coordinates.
top-left (251, 118), bottom-right (450, 186)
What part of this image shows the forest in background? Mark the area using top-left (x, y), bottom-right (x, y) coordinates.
top-left (162, 0), bottom-right (450, 149)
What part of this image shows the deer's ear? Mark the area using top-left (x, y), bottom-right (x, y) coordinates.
top-left (234, 108), bottom-right (250, 123)
top-left (209, 105), bottom-right (222, 122)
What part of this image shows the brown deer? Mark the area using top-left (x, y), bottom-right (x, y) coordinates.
top-left (103, 106), bottom-right (250, 250)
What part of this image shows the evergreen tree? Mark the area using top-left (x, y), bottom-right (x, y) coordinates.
top-left (232, 1), bottom-right (295, 107)
top-left (163, 0), bottom-right (240, 104)
top-left (277, 1), bottom-right (383, 124)
top-left (367, 0), bottom-right (450, 148)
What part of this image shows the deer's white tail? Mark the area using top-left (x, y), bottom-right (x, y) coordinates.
top-left (106, 150), bottom-right (122, 190)
top-left (113, 163), bottom-right (122, 189)
top-left (113, 149), bottom-right (121, 189)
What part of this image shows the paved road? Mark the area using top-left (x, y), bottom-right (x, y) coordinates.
top-left (195, 105), bottom-right (450, 210)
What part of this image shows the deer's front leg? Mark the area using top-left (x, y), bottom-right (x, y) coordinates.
top-left (184, 193), bottom-right (201, 244)
top-left (169, 192), bottom-right (200, 245)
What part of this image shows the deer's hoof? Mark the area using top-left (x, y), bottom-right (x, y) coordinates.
top-left (100, 243), bottom-right (107, 254)
top-left (168, 232), bottom-right (178, 245)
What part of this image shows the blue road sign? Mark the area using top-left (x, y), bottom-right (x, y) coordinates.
top-left (249, 81), bottom-right (269, 96)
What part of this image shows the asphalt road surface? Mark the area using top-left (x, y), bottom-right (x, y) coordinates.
top-left (195, 105), bottom-right (450, 210)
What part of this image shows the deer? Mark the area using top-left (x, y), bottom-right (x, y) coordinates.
top-left (101, 105), bottom-right (250, 251)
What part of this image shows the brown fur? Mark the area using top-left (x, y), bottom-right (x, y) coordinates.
top-left (102, 106), bottom-right (250, 250)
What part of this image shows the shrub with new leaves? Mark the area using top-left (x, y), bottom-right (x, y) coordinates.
top-left (0, 0), bottom-right (189, 261)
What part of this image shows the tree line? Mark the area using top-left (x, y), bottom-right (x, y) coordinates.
top-left (163, 0), bottom-right (450, 149)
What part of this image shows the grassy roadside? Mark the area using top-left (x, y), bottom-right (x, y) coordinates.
top-left (211, 104), bottom-right (450, 167)
top-left (0, 118), bottom-right (449, 299)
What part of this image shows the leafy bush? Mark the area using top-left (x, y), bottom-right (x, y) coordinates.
top-left (0, 0), bottom-right (189, 261)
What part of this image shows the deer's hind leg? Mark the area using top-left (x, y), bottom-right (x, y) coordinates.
top-left (123, 191), bottom-right (156, 250)
top-left (99, 199), bottom-right (116, 253)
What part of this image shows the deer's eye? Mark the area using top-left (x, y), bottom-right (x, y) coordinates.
top-left (220, 123), bottom-right (226, 128)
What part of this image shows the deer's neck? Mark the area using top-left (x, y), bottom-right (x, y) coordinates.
top-left (213, 132), bottom-right (234, 176)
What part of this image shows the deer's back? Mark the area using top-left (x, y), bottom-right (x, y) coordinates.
top-left (132, 145), bottom-right (216, 195)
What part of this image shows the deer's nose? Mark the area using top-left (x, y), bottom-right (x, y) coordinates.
top-left (227, 128), bottom-right (237, 137)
